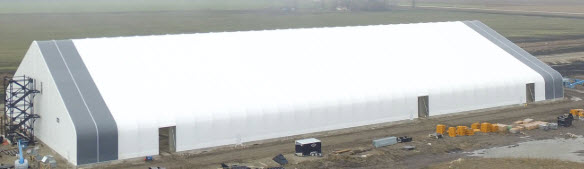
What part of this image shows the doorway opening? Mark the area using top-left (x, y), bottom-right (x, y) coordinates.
top-left (159, 126), bottom-right (176, 154)
top-left (526, 83), bottom-right (535, 103)
top-left (418, 96), bottom-right (429, 118)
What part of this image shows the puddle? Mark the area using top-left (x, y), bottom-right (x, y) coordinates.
top-left (470, 137), bottom-right (584, 163)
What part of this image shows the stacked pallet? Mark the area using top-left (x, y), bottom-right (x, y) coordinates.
top-left (509, 118), bottom-right (551, 132)
top-left (437, 117), bottom-right (554, 137)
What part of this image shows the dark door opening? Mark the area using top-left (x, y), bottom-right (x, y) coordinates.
top-left (418, 96), bottom-right (429, 118)
top-left (526, 83), bottom-right (535, 103)
top-left (159, 126), bottom-right (176, 154)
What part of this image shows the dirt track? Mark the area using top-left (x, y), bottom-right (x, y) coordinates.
top-left (518, 38), bottom-right (584, 56)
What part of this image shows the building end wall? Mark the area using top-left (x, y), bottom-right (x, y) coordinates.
top-left (13, 42), bottom-right (79, 165)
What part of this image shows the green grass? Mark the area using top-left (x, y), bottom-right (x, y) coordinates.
top-left (1, 1), bottom-right (584, 74)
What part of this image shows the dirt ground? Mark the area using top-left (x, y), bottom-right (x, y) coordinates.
top-left (517, 38), bottom-right (584, 56)
top-left (0, 140), bottom-right (71, 169)
top-left (428, 157), bottom-right (584, 169)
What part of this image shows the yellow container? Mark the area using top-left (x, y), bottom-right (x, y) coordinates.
top-left (570, 109), bottom-right (583, 117)
top-left (448, 127), bottom-right (457, 137)
top-left (456, 126), bottom-right (467, 136)
top-left (471, 122), bottom-right (480, 130)
top-left (473, 129), bottom-right (481, 133)
top-left (466, 129), bottom-right (475, 136)
top-left (492, 124), bottom-right (499, 132)
top-left (481, 123), bottom-right (492, 133)
top-left (436, 124), bottom-right (446, 134)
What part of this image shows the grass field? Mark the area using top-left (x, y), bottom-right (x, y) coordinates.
top-left (0, 0), bottom-right (288, 14)
top-left (396, 0), bottom-right (584, 13)
top-left (1, 0), bottom-right (584, 73)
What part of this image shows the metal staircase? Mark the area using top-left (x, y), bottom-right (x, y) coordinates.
top-left (3, 75), bottom-right (40, 144)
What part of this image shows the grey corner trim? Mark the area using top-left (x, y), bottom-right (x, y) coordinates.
top-left (38, 40), bottom-right (118, 165)
top-left (462, 20), bottom-right (564, 99)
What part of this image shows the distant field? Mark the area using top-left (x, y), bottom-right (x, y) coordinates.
top-left (396, 0), bottom-right (584, 13)
top-left (1, 0), bottom-right (584, 73)
top-left (0, 0), bottom-right (289, 14)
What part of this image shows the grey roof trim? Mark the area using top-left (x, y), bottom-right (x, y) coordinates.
top-left (38, 40), bottom-right (118, 165)
top-left (54, 40), bottom-right (118, 162)
top-left (462, 20), bottom-right (564, 99)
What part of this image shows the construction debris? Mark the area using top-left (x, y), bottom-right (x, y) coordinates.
top-left (523, 123), bottom-right (539, 130)
top-left (272, 154), bottom-right (288, 166)
top-left (229, 166), bottom-right (251, 169)
top-left (558, 114), bottom-right (574, 127)
top-left (397, 136), bottom-right (412, 143)
top-left (332, 149), bottom-right (351, 154)
top-left (40, 155), bottom-right (57, 168)
top-left (549, 123), bottom-right (559, 130)
top-left (509, 128), bottom-right (520, 134)
top-left (539, 123), bottom-right (549, 130)
top-left (403, 146), bottom-right (415, 150)
top-left (0, 148), bottom-right (18, 156)
top-left (372, 137), bottom-right (397, 148)
top-left (495, 124), bottom-right (508, 132)
top-left (565, 133), bottom-right (581, 138)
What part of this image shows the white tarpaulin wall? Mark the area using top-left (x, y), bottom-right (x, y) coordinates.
top-left (71, 21), bottom-right (551, 159)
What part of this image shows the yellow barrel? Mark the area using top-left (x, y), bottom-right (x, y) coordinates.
top-left (473, 129), bottom-right (481, 133)
top-left (471, 122), bottom-right (480, 130)
top-left (448, 127), bottom-right (457, 137)
top-left (436, 124), bottom-right (446, 134)
top-left (481, 122), bottom-right (491, 133)
top-left (466, 128), bottom-right (475, 136)
top-left (570, 109), bottom-right (581, 117)
top-left (492, 124), bottom-right (499, 132)
top-left (456, 126), bottom-right (467, 136)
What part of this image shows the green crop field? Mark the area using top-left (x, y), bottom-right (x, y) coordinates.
top-left (1, 0), bottom-right (584, 74)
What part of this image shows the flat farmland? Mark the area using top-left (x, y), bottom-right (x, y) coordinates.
top-left (2, 8), bottom-right (584, 73)
top-left (396, 0), bottom-right (584, 13)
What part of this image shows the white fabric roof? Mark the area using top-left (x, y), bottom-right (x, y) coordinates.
top-left (71, 21), bottom-right (545, 158)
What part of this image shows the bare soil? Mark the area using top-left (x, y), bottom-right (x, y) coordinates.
top-left (428, 157), bottom-right (584, 169)
top-left (518, 38), bottom-right (584, 56)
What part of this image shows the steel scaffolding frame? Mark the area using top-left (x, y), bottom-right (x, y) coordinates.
top-left (3, 75), bottom-right (40, 144)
